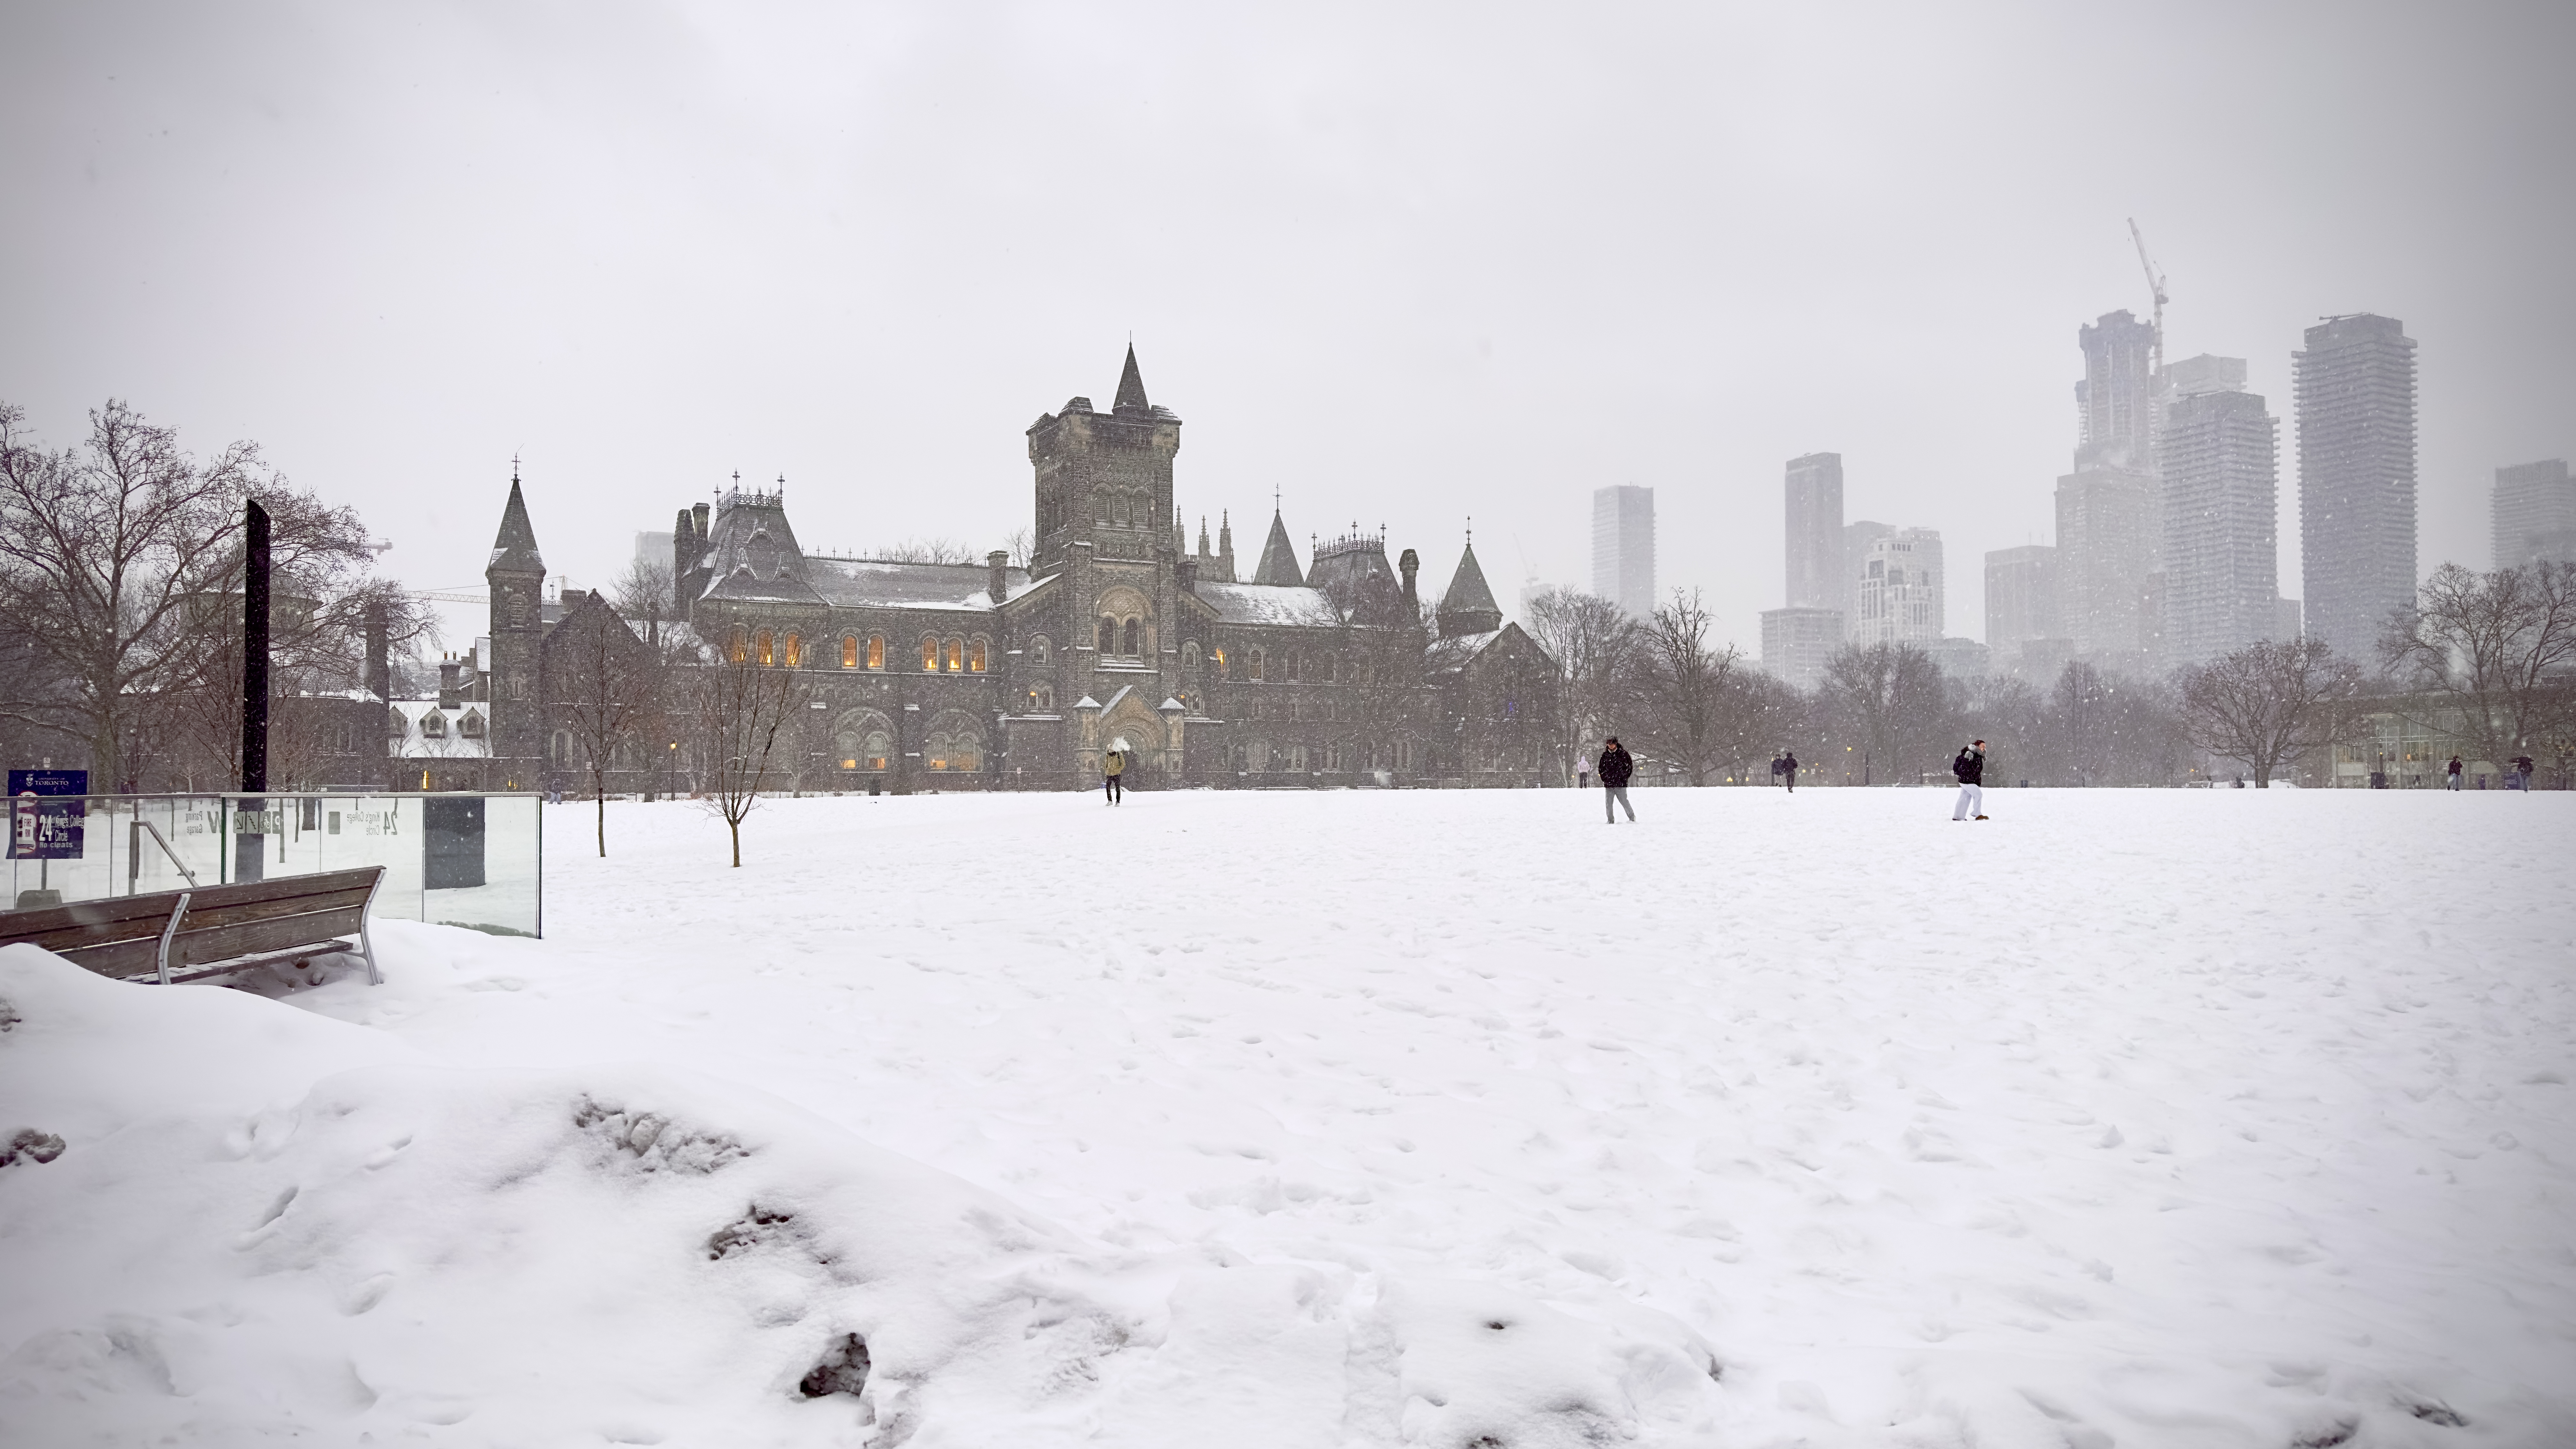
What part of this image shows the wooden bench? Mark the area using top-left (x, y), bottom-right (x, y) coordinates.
top-left (0, 865), bottom-right (386, 986)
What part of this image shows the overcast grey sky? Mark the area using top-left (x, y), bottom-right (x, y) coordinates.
top-left (4, 0), bottom-right (2570, 651)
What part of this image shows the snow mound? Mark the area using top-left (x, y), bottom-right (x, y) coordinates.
top-left (0, 945), bottom-right (1723, 1445)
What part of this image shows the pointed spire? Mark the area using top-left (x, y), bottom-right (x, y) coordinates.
top-left (1437, 535), bottom-right (1503, 638)
top-left (1251, 505), bottom-right (1304, 587)
top-left (1114, 343), bottom-right (1149, 411)
top-left (1198, 515), bottom-right (1211, 555)
top-left (489, 468), bottom-right (545, 577)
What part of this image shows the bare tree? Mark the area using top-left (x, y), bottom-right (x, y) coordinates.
top-left (612, 555), bottom-right (677, 649)
top-left (2380, 561), bottom-right (2576, 770)
top-left (1822, 641), bottom-right (1952, 785)
top-left (554, 597), bottom-right (658, 855)
top-left (1003, 525), bottom-right (1035, 570)
top-left (866, 538), bottom-right (977, 565)
top-left (0, 401), bottom-right (423, 791)
top-left (690, 646), bottom-right (812, 867)
top-left (2179, 638), bottom-right (2367, 787)
top-left (1628, 590), bottom-right (1745, 785)
top-left (1522, 586), bottom-right (1637, 783)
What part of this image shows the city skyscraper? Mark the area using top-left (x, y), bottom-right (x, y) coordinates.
top-left (1784, 453), bottom-right (1844, 609)
top-left (2296, 314), bottom-right (2418, 659)
top-left (1758, 607), bottom-right (1842, 691)
top-left (2054, 464), bottom-right (2159, 663)
top-left (1852, 530), bottom-right (1942, 645)
top-left (1842, 519), bottom-right (1892, 639)
top-left (1591, 485), bottom-right (1655, 616)
top-left (2493, 458), bottom-right (2574, 568)
top-left (2077, 309), bottom-right (2161, 471)
top-left (1984, 544), bottom-right (2062, 658)
top-left (2162, 385), bottom-right (2281, 667)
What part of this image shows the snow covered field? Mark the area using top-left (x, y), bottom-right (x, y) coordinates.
top-left (4, 786), bottom-right (2571, 1447)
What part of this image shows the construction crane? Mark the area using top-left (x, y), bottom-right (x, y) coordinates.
top-left (2127, 217), bottom-right (2168, 379)
top-left (410, 587), bottom-right (486, 605)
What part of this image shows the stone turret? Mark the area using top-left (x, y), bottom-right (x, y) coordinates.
top-left (484, 467), bottom-right (547, 784)
top-left (1250, 507), bottom-right (1304, 586)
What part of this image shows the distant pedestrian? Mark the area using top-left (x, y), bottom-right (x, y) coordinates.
top-left (1952, 740), bottom-right (1988, 820)
top-left (1103, 745), bottom-right (1126, 805)
top-left (1576, 753), bottom-right (1591, 790)
top-left (1598, 736), bottom-right (1636, 824)
top-left (1781, 749), bottom-right (1799, 793)
top-left (2446, 755), bottom-right (2463, 791)
top-left (2512, 753), bottom-right (2535, 790)
top-left (1769, 754), bottom-right (1784, 786)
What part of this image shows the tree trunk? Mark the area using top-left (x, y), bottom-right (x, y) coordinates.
top-left (595, 770), bottom-right (607, 857)
top-left (729, 814), bottom-right (741, 868)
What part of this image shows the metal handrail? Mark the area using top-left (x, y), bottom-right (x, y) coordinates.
top-left (130, 817), bottom-right (199, 887)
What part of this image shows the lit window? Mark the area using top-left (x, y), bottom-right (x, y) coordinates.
top-left (729, 629), bottom-right (747, 663)
top-left (969, 638), bottom-right (987, 672)
top-left (926, 733), bottom-right (948, 770)
top-left (842, 635), bottom-right (858, 669)
top-left (921, 637), bottom-right (938, 671)
top-left (758, 630), bottom-right (774, 666)
top-left (783, 632), bottom-right (801, 668)
top-left (1211, 648), bottom-right (1227, 679)
top-left (868, 635), bottom-right (884, 669)
top-left (947, 638), bottom-right (963, 671)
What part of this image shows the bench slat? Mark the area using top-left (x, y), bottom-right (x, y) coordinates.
top-left (57, 938), bottom-right (173, 980)
top-left (172, 907), bottom-right (369, 970)
top-left (0, 894), bottom-right (192, 937)
top-left (175, 887), bottom-right (374, 934)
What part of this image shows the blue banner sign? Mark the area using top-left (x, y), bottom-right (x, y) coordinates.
top-left (8, 770), bottom-right (88, 861)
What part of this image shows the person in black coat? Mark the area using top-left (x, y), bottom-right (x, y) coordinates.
top-left (1598, 736), bottom-right (1636, 823)
top-left (1951, 740), bottom-right (1988, 820)
top-left (1781, 749), bottom-right (1799, 793)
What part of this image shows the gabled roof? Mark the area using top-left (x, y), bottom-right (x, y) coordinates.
top-left (488, 477), bottom-right (545, 576)
top-left (796, 558), bottom-right (1045, 612)
top-left (1250, 510), bottom-right (1304, 587)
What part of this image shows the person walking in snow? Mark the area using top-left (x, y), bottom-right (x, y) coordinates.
top-left (1951, 740), bottom-right (1988, 820)
top-left (1576, 752), bottom-right (1591, 790)
top-left (1781, 749), bottom-right (1799, 793)
top-left (1599, 736), bottom-right (1636, 824)
top-left (1103, 746), bottom-right (1126, 805)
top-left (2511, 753), bottom-right (2535, 790)
top-left (2446, 755), bottom-right (2463, 791)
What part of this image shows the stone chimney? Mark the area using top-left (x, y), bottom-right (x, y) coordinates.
top-left (1399, 548), bottom-right (1420, 609)
top-left (437, 655), bottom-right (464, 709)
top-left (987, 550), bottom-right (1009, 604)
top-left (1176, 557), bottom-right (1198, 594)
top-left (364, 600), bottom-right (390, 703)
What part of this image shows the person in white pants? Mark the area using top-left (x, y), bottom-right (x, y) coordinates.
top-left (1951, 739), bottom-right (1988, 820)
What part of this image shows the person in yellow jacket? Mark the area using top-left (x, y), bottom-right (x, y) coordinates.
top-left (1102, 744), bottom-right (1126, 805)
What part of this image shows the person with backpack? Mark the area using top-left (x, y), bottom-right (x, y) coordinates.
top-left (2446, 755), bottom-right (2463, 791)
top-left (1598, 736), bottom-right (1636, 823)
top-left (1103, 743), bottom-right (1127, 805)
top-left (1951, 740), bottom-right (1988, 820)
top-left (1781, 748), bottom-right (1799, 793)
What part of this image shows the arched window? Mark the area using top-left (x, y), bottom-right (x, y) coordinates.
top-left (1211, 647), bottom-right (1227, 680)
top-left (968, 637), bottom-right (987, 672)
top-left (833, 710), bottom-right (895, 772)
top-left (459, 710), bottom-right (486, 739)
top-left (921, 636), bottom-right (939, 671)
top-left (387, 706), bottom-right (407, 738)
top-left (421, 711), bottom-right (447, 738)
top-left (1028, 683), bottom-right (1055, 710)
top-left (1032, 635), bottom-right (1051, 665)
top-left (1284, 648), bottom-right (1301, 682)
top-left (729, 628), bottom-right (747, 664)
top-left (1183, 642), bottom-right (1200, 672)
top-left (782, 632), bottom-right (801, 668)
top-left (1122, 618), bottom-right (1141, 656)
top-left (867, 634), bottom-right (885, 669)
top-left (842, 635), bottom-right (858, 669)
top-left (1097, 617), bottom-right (1115, 654)
top-left (757, 630), bottom-right (774, 667)
top-left (1248, 648), bottom-right (1265, 681)
top-left (946, 638), bottom-right (964, 672)
top-left (925, 711), bottom-right (983, 770)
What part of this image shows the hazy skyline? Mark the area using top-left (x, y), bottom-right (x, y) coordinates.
top-left (4, 1), bottom-right (2570, 654)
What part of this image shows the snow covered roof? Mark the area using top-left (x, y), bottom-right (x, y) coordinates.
top-left (387, 699), bottom-right (493, 758)
top-left (1192, 581), bottom-right (1339, 628)
top-left (795, 559), bottom-right (1044, 613)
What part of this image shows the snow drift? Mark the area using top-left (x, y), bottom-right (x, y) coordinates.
top-left (0, 943), bottom-right (1720, 1445)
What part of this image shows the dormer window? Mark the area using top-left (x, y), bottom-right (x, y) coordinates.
top-left (459, 710), bottom-right (486, 739)
top-left (421, 711), bottom-right (447, 738)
